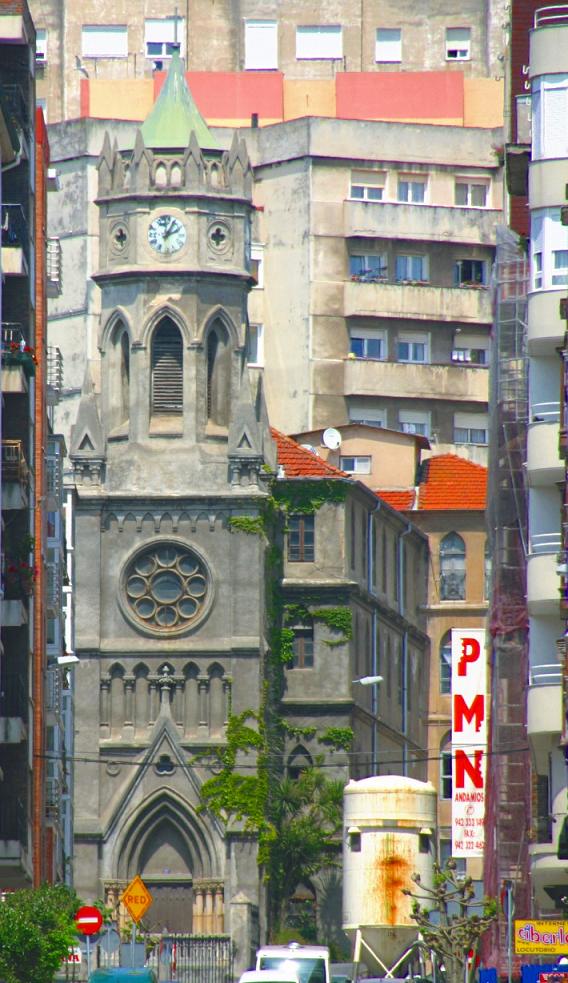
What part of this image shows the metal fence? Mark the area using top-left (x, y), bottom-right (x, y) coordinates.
top-left (146, 935), bottom-right (234, 983)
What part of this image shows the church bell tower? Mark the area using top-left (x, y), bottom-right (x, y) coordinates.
top-left (69, 49), bottom-right (274, 962)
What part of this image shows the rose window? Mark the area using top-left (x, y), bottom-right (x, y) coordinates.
top-left (122, 543), bottom-right (211, 633)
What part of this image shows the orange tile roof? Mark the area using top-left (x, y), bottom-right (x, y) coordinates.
top-left (377, 454), bottom-right (487, 511)
top-left (379, 490), bottom-right (415, 511)
top-left (271, 428), bottom-right (348, 479)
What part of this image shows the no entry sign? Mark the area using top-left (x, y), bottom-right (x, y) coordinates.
top-left (75, 905), bottom-right (103, 936)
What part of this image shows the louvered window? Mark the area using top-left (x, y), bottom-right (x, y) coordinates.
top-left (151, 320), bottom-right (183, 414)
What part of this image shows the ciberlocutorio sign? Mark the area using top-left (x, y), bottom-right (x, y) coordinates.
top-left (514, 919), bottom-right (568, 954)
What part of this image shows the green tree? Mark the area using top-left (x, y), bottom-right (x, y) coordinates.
top-left (0, 883), bottom-right (79, 983)
top-left (266, 764), bottom-right (344, 936)
top-left (402, 860), bottom-right (497, 983)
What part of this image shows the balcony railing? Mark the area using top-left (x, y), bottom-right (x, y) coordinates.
top-left (46, 777), bottom-right (60, 817)
top-left (1, 322), bottom-right (26, 348)
top-left (535, 5), bottom-right (568, 27)
top-left (530, 532), bottom-right (562, 554)
top-left (0, 797), bottom-right (27, 846)
top-left (46, 667), bottom-right (61, 714)
top-left (46, 237), bottom-right (62, 297)
top-left (529, 663), bottom-right (562, 686)
top-left (47, 346), bottom-right (63, 398)
top-left (532, 401), bottom-right (560, 423)
top-left (1, 440), bottom-right (30, 484)
top-left (440, 572), bottom-right (466, 601)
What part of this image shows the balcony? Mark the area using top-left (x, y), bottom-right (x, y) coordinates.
top-left (344, 199), bottom-right (499, 246)
top-left (528, 290), bottom-right (564, 354)
top-left (344, 356), bottom-right (488, 403)
top-left (1, 440), bottom-right (30, 508)
top-left (0, 599), bottom-right (28, 627)
top-left (1, 323), bottom-right (30, 393)
top-left (0, 671), bottom-right (28, 742)
top-left (344, 279), bottom-right (492, 323)
top-left (1, 204), bottom-right (29, 275)
top-left (527, 532), bottom-right (562, 615)
top-left (527, 664), bottom-right (562, 771)
top-left (527, 403), bottom-right (563, 485)
top-left (1, 84), bottom-right (31, 137)
top-left (0, 797), bottom-right (31, 886)
top-left (530, 841), bottom-right (568, 912)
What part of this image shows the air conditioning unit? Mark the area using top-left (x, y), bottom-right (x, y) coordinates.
top-left (35, 49), bottom-right (47, 65)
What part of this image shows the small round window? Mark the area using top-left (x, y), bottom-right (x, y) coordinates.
top-left (121, 541), bottom-right (212, 635)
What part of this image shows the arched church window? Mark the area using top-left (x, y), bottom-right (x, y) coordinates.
top-left (206, 320), bottom-right (231, 429)
top-left (120, 329), bottom-right (130, 423)
top-left (170, 163), bottom-right (182, 186)
top-left (151, 318), bottom-right (183, 415)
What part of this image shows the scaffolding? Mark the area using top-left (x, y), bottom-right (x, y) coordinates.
top-left (484, 227), bottom-right (531, 975)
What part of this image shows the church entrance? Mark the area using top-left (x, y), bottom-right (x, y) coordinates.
top-left (143, 881), bottom-right (193, 933)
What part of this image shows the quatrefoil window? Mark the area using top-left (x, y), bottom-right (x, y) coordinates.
top-left (121, 542), bottom-right (212, 635)
top-left (208, 221), bottom-right (231, 253)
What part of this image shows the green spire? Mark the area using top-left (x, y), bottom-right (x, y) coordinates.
top-left (141, 46), bottom-right (217, 150)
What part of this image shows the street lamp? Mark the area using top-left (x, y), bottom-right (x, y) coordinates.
top-left (352, 676), bottom-right (383, 774)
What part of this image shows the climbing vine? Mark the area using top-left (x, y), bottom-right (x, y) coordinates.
top-left (272, 480), bottom-right (348, 515)
top-left (228, 515), bottom-right (266, 536)
top-left (319, 727), bottom-right (354, 752)
top-left (282, 603), bottom-right (352, 648)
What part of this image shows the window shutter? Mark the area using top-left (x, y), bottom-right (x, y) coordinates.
top-left (245, 21), bottom-right (278, 69)
top-left (151, 323), bottom-right (183, 413)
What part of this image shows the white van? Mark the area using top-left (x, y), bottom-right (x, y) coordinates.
top-left (255, 943), bottom-right (330, 983)
top-left (239, 971), bottom-right (300, 983)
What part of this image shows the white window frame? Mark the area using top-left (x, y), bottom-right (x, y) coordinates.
top-left (36, 28), bottom-right (48, 63)
top-left (451, 332), bottom-right (489, 365)
top-left (296, 25), bottom-right (342, 60)
top-left (247, 323), bottom-right (264, 367)
top-left (552, 249), bottom-right (568, 286)
top-left (445, 27), bottom-right (471, 61)
top-left (340, 455), bottom-right (372, 474)
top-left (350, 253), bottom-right (388, 281)
top-left (399, 409), bottom-right (431, 437)
top-left (455, 178), bottom-right (489, 208)
top-left (250, 243), bottom-right (264, 288)
top-left (350, 170), bottom-right (386, 202)
top-left (531, 208), bottom-right (568, 290)
top-left (454, 258), bottom-right (486, 286)
top-left (349, 327), bottom-right (386, 360)
top-left (397, 176), bottom-right (426, 203)
top-left (454, 411), bottom-right (489, 445)
top-left (349, 404), bottom-right (386, 428)
top-left (144, 18), bottom-right (186, 60)
top-left (244, 19), bottom-right (278, 70)
top-left (397, 331), bottom-right (429, 363)
top-left (395, 253), bottom-right (429, 283)
top-left (531, 74), bottom-right (568, 161)
top-left (375, 28), bottom-right (401, 63)
top-left (82, 25), bottom-right (128, 59)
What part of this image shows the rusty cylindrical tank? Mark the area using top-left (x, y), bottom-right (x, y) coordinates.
top-left (343, 775), bottom-right (437, 971)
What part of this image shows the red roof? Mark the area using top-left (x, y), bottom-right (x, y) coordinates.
top-left (271, 428), bottom-right (347, 479)
top-left (378, 454), bottom-right (487, 511)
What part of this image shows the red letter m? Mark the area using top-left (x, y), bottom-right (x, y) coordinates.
top-left (454, 694), bottom-right (485, 733)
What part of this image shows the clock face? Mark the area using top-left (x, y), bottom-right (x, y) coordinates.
top-left (148, 214), bottom-right (187, 255)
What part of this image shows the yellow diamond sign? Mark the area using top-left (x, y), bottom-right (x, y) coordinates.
top-left (121, 875), bottom-right (153, 924)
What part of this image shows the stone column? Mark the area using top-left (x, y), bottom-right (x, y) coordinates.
top-left (100, 679), bottom-right (110, 738)
top-left (215, 885), bottom-right (225, 933)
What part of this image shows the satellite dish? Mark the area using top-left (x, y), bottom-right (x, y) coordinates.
top-left (322, 427), bottom-right (342, 451)
top-left (300, 443), bottom-right (317, 454)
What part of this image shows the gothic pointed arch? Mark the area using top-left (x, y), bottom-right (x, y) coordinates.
top-left (205, 317), bottom-right (232, 430)
top-left (114, 788), bottom-right (219, 882)
top-left (151, 316), bottom-right (184, 416)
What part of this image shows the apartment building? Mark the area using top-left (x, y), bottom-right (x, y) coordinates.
top-left (292, 424), bottom-right (488, 880)
top-left (30, 0), bottom-right (508, 123)
top-left (1, 0), bottom-right (70, 888)
top-left (524, 7), bottom-right (568, 917)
